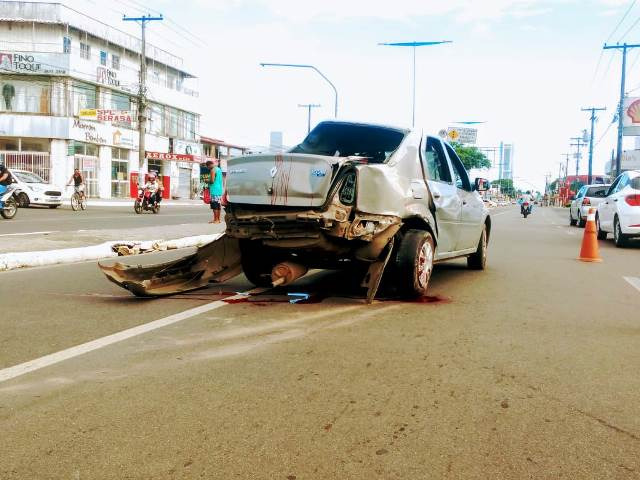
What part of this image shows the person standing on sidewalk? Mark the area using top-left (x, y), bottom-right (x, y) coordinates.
top-left (208, 159), bottom-right (224, 224)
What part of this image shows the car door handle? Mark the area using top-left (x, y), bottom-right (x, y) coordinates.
top-left (614, 198), bottom-right (618, 202)
top-left (432, 190), bottom-right (441, 199)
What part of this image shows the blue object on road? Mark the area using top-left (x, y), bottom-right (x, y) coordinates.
top-left (288, 293), bottom-right (310, 304)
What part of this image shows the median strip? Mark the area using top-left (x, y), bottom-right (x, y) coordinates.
top-left (0, 234), bottom-right (222, 272)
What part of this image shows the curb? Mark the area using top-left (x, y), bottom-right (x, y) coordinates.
top-left (0, 234), bottom-right (222, 272)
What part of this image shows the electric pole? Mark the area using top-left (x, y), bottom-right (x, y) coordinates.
top-left (570, 137), bottom-right (586, 180)
top-left (561, 153), bottom-right (570, 185)
top-left (298, 103), bottom-right (321, 133)
top-left (581, 106), bottom-right (606, 185)
top-left (603, 42), bottom-right (640, 178)
top-left (123, 13), bottom-right (163, 183)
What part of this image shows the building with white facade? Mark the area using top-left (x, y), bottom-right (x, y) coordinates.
top-left (0, 1), bottom-right (201, 199)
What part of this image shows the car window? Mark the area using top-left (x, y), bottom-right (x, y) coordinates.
top-left (631, 176), bottom-right (640, 190)
top-left (422, 137), bottom-right (452, 183)
top-left (586, 186), bottom-right (607, 197)
top-left (607, 176), bottom-right (622, 196)
top-left (12, 171), bottom-right (45, 183)
top-left (444, 144), bottom-right (472, 191)
top-left (289, 121), bottom-right (406, 163)
top-left (614, 174), bottom-right (629, 193)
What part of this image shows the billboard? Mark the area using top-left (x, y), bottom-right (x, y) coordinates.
top-left (446, 127), bottom-right (477, 145)
top-left (79, 109), bottom-right (133, 123)
top-left (0, 52), bottom-right (68, 75)
top-left (623, 97), bottom-right (640, 136)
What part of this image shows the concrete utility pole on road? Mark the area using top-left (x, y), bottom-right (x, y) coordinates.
top-left (123, 14), bottom-right (163, 182)
top-left (581, 106), bottom-right (606, 185)
top-left (570, 137), bottom-right (586, 180)
top-left (298, 103), bottom-right (321, 133)
top-left (603, 42), bottom-right (640, 178)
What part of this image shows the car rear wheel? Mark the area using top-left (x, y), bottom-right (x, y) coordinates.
top-left (614, 216), bottom-right (628, 248)
top-left (395, 229), bottom-right (434, 297)
top-left (467, 225), bottom-right (487, 270)
top-left (0, 197), bottom-right (17, 219)
top-left (578, 215), bottom-right (586, 228)
top-left (596, 215), bottom-right (607, 240)
top-left (240, 240), bottom-right (278, 287)
top-left (18, 192), bottom-right (30, 208)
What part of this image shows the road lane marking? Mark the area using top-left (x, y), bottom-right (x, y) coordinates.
top-left (623, 276), bottom-right (640, 293)
top-left (0, 231), bottom-right (58, 237)
top-left (0, 288), bottom-right (267, 384)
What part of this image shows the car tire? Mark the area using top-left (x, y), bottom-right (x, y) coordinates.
top-left (596, 215), bottom-right (607, 240)
top-left (395, 229), bottom-right (434, 297)
top-left (467, 225), bottom-right (488, 270)
top-left (239, 240), bottom-right (278, 287)
top-left (578, 216), bottom-right (586, 228)
top-left (0, 197), bottom-right (17, 219)
top-left (569, 209), bottom-right (577, 226)
top-left (18, 192), bottom-right (30, 208)
top-left (614, 216), bottom-right (628, 248)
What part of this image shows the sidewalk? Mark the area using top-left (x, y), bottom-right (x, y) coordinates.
top-left (86, 198), bottom-right (204, 207)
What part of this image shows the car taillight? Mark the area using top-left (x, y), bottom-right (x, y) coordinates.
top-left (339, 171), bottom-right (357, 205)
top-left (582, 197), bottom-right (590, 206)
top-left (625, 194), bottom-right (640, 206)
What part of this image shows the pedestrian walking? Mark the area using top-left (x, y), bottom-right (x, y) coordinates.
top-left (207, 159), bottom-right (224, 224)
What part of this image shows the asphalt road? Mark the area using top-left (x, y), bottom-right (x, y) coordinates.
top-left (1, 207), bottom-right (639, 479)
top-left (0, 204), bottom-right (211, 235)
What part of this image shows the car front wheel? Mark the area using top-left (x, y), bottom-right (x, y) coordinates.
top-left (395, 229), bottom-right (434, 297)
top-left (596, 215), bottom-right (607, 240)
top-left (569, 209), bottom-right (577, 226)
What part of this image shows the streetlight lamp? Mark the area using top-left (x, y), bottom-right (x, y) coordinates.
top-left (378, 40), bottom-right (452, 127)
top-left (260, 63), bottom-right (338, 118)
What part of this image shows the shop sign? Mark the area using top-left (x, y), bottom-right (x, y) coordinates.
top-left (623, 97), bottom-right (640, 136)
top-left (70, 119), bottom-right (137, 148)
top-left (113, 129), bottom-right (135, 148)
top-left (0, 52), bottom-right (67, 74)
top-left (72, 118), bottom-right (107, 145)
top-left (97, 66), bottom-right (120, 87)
top-left (173, 139), bottom-right (201, 156)
top-left (79, 109), bottom-right (133, 123)
top-left (146, 151), bottom-right (194, 161)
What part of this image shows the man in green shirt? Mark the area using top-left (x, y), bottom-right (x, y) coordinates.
top-left (207, 159), bottom-right (224, 224)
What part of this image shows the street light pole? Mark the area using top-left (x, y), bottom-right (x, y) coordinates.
top-left (378, 40), bottom-right (452, 127)
top-left (298, 103), bottom-right (321, 133)
top-left (581, 106), bottom-right (606, 185)
top-left (260, 63), bottom-right (338, 118)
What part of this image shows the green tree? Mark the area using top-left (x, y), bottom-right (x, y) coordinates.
top-left (491, 178), bottom-right (515, 196)
top-left (452, 143), bottom-right (491, 170)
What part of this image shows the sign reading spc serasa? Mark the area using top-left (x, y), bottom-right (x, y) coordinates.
top-left (146, 151), bottom-right (194, 161)
top-left (79, 109), bottom-right (133, 123)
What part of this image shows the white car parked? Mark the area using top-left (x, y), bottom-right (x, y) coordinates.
top-left (569, 184), bottom-right (610, 228)
top-left (596, 170), bottom-right (640, 247)
top-left (9, 169), bottom-right (63, 208)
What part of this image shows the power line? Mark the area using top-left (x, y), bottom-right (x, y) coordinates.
top-left (608, 0), bottom-right (637, 42)
top-left (619, 15), bottom-right (640, 40)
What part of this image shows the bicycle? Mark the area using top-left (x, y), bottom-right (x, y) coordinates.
top-left (69, 185), bottom-right (87, 211)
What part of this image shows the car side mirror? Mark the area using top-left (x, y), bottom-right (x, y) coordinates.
top-left (474, 178), bottom-right (489, 192)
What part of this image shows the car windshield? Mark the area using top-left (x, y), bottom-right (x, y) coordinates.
top-left (13, 171), bottom-right (45, 183)
top-left (289, 122), bottom-right (407, 163)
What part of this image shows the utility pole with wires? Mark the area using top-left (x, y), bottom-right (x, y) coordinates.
top-left (581, 106), bottom-right (606, 185)
top-left (603, 42), bottom-right (640, 178)
top-left (570, 137), bottom-right (586, 180)
top-left (298, 104), bottom-right (321, 133)
top-left (123, 13), bottom-right (163, 183)
top-left (561, 153), bottom-right (571, 185)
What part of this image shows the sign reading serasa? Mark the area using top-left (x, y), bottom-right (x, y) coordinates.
top-left (79, 109), bottom-right (133, 123)
top-left (146, 151), bottom-right (194, 161)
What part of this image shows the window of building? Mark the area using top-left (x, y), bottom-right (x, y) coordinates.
top-left (112, 54), bottom-right (120, 71)
top-left (111, 147), bottom-right (129, 198)
top-left (166, 107), bottom-right (178, 137)
top-left (73, 141), bottom-right (98, 157)
top-left (148, 103), bottom-right (164, 135)
top-left (166, 73), bottom-right (176, 90)
top-left (184, 112), bottom-right (196, 140)
top-left (80, 42), bottom-right (91, 60)
top-left (100, 50), bottom-right (107, 66)
top-left (63, 36), bottom-right (71, 54)
top-left (72, 81), bottom-right (97, 114)
top-left (0, 77), bottom-right (50, 114)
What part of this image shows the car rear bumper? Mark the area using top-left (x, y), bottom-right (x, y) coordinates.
top-left (620, 212), bottom-right (640, 236)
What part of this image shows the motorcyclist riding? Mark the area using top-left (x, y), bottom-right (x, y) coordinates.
top-left (144, 173), bottom-right (162, 206)
top-left (520, 190), bottom-right (534, 215)
top-left (0, 162), bottom-right (13, 208)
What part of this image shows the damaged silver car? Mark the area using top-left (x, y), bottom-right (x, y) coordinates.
top-left (100, 120), bottom-right (490, 302)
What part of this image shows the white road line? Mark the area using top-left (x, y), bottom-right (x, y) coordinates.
top-left (623, 276), bottom-right (640, 293)
top-left (0, 231), bottom-right (58, 237)
top-left (0, 288), bottom-right (266, 384)
top-left (491, 211), bottom-right (511, 216)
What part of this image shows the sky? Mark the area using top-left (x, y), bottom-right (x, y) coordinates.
top-left (58, 0), bottom-right (640, 191)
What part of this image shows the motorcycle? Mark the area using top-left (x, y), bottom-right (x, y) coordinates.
top-left (134, 188), bottom-right (160, 214)
top-left (0, 184), bottom-right (21, 220)
top-left (521, 201), bottom-right (532, 218)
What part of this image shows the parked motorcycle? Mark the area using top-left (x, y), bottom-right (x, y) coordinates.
top-left (521, 202), bottom-right (532, 218)
top-left (0, 184), bottom-right (21, 220)
top-left (134, 188), bottom-right (160, 214)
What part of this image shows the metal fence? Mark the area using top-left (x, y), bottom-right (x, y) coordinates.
top-left (0, 151), bottom-right (51, 182)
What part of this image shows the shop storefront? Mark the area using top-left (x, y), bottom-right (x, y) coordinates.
top-left (0, 136), bottom-right (52, 181)
top-left (111, 147), bottom-right (129, 198)
top-left (72, 141), bottom-right (99, 197)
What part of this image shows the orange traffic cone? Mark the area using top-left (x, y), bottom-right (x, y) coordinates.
top-left (578, 208), bottom-right (602, 263)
